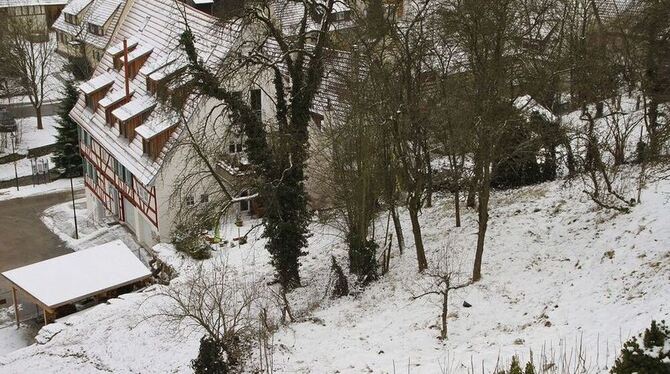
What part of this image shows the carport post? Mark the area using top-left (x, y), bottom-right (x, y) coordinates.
top-left (11, 287), bottom-right (19, 328)
top-left (43, 309), bottom-right (48, 325)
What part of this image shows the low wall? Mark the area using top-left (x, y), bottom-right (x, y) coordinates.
top-left (4, 101), bottom-right (60, 119)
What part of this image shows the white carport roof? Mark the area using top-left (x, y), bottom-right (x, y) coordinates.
top-left (1, 240), bottom-right (151, 310)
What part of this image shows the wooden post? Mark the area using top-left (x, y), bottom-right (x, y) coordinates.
top-left (43, 309), bottom-right (48, 326)
top-left (123, 39), bottom-right (130, 99)
top-left (11, 287), bottom-right (19, 328)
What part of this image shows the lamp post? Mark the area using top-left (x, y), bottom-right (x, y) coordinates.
top-left (65, 150), bottom-right (80, 240)
top-left (58, 145), bottom-right (81, 239)
top-left (70, 172), bottom-right (79, 239)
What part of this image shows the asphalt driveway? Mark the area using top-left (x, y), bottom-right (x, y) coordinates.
top-left (0, 190), bottom-right (75, 274)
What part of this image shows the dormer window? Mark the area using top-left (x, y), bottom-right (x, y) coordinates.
top-left (79, 74), bottom-right (114, 111)
top-left (311, 112), bottom-right (324, 130)
top-left (99, 89), bottom-right (134, 126)
top-left (64, 13), bottom-right (77, 24)
top-left (88, 23), bottom-right (104, 36)
top-left (112, 98), bottom-right (156, 141)
top-left (126, 45), bottom-right (153, 79)
top-left (136, 118), bottom-right (178, 160)
top-left (108, 39), bottom-right (138, 70)
top-left (146, 63), bottom-right (186, 95)
top-left (329, 10), bottom-right (352, 22)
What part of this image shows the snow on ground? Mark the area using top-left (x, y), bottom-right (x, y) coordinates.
top-left (0, 154), bottom-right (54, 182)
top-left (0, 308), bottom-right (39, 357)
top-left (41, 197), bottom-right (151, 263)
top-left (0, 178), bottom-right (83, 202)
top-left (1, 171), bottom-right (669, 373)
top-left (269, 177), bottom-right (670, 373)
top-left (0, 116), bottom-right (60, 155)
top-left (0, 115), bottom-right (60, 182)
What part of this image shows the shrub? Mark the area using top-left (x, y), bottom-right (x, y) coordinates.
top-left (330, 256), bottom-right (349, 298)
top-left (509, 356), bottom-right (523, 374)
top-left (192, 336), bottom-right (229, 374)
top-left (611, 320), bottom-right (670, 374)
top-left (499, 356), bottom-right (536, 374)
top-left (172, 224), bottom-right (211, 260)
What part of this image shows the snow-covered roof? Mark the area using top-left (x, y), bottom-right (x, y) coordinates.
top-left (272, 0), bottom-right (354, 35)
top-left (112, 96), bottom-right (156, 122)
top-left (79, 72), bottom-right (114, 94)
top-left (135, 114), bottom-right (179, 139)
top-left (107, 37), bottom-right (138, 56)
top-left (53, 0), bottom-right (126, 50)
top-left (595, 0), bottom-right (643, 21)
top-left (88, 0), bottom-right (122, 26)
top-left (0, 0), bottom-right (67, 8)
top-left (69, 0), bottom-right (240, 186)
top-left (0, 240), bottom-right (151, 310)
top-left (127, 45), bottom-right (154, 63)
top-left (260, 40), bottom-right (349, 122)
top-left (140, 54), bottom-right (178, 77)
top-left (62, 0), bottom-right (92, 15)
top-left (148, 58), bottom-right (187, 81)
top-left (98, 88), bottom-right (134, 107)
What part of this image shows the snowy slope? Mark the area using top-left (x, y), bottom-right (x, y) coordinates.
top-left (0, 172), bottom-right (668, 373)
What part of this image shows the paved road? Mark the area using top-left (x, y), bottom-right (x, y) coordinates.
top-left (0, 191), bottom-right (74, 274)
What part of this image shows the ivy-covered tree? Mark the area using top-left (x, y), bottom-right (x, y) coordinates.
top-left (52, 81), bottom-right (83, 177)
top-left (191, 336), bottom-right (229, 374)
top-left (177, 0), bottom-right (336, 289)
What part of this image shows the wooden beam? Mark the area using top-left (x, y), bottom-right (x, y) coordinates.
top-left (12, 287), bottom-right (19, 328)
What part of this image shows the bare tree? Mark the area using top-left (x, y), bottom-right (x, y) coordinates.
top-left (412, 244), bottom-right (470, 340)
top-left (439, 0), bottom-right (518, 282)
top-left (319, 77), bottom-right (383, 282)
top-left (156, 262), bottom-right (263, 371)
top-left (0, 18), bottom-right (55, 130)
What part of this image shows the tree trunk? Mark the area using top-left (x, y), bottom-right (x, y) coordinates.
top-left (408, 200), bottom-right (427, 272)
top-left (647, 97), bottom-right (660, 159)
top-left (466, 154), bottom-right (481, 208)
top-left (441, 290), bottom-right (448, 339)
top-left (36, 106), bottom-right (43, 130)
top-left (472, 162), bottom-right (490, 282)
top-left (564, 137), bottom-right (576, 177)
top-left (454, 190), bottom-right (461, 227)
top-left (425, 149), bottom-right (433, 208)
top-left (390, 205), bottom-right (405, 255)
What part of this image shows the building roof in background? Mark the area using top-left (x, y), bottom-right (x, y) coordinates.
top-left (53, 0), bottom-right (126, 50)
top-left (0, 0), bottom-right (67, 8)
top-left (272, 0), bottom-right (354, 35)
top-left (595, 0), bottom-right (643, 21)
top-left (62, 0), bottom-right (92, 15)
top-left (88, 0), bottom-right (122, 26)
